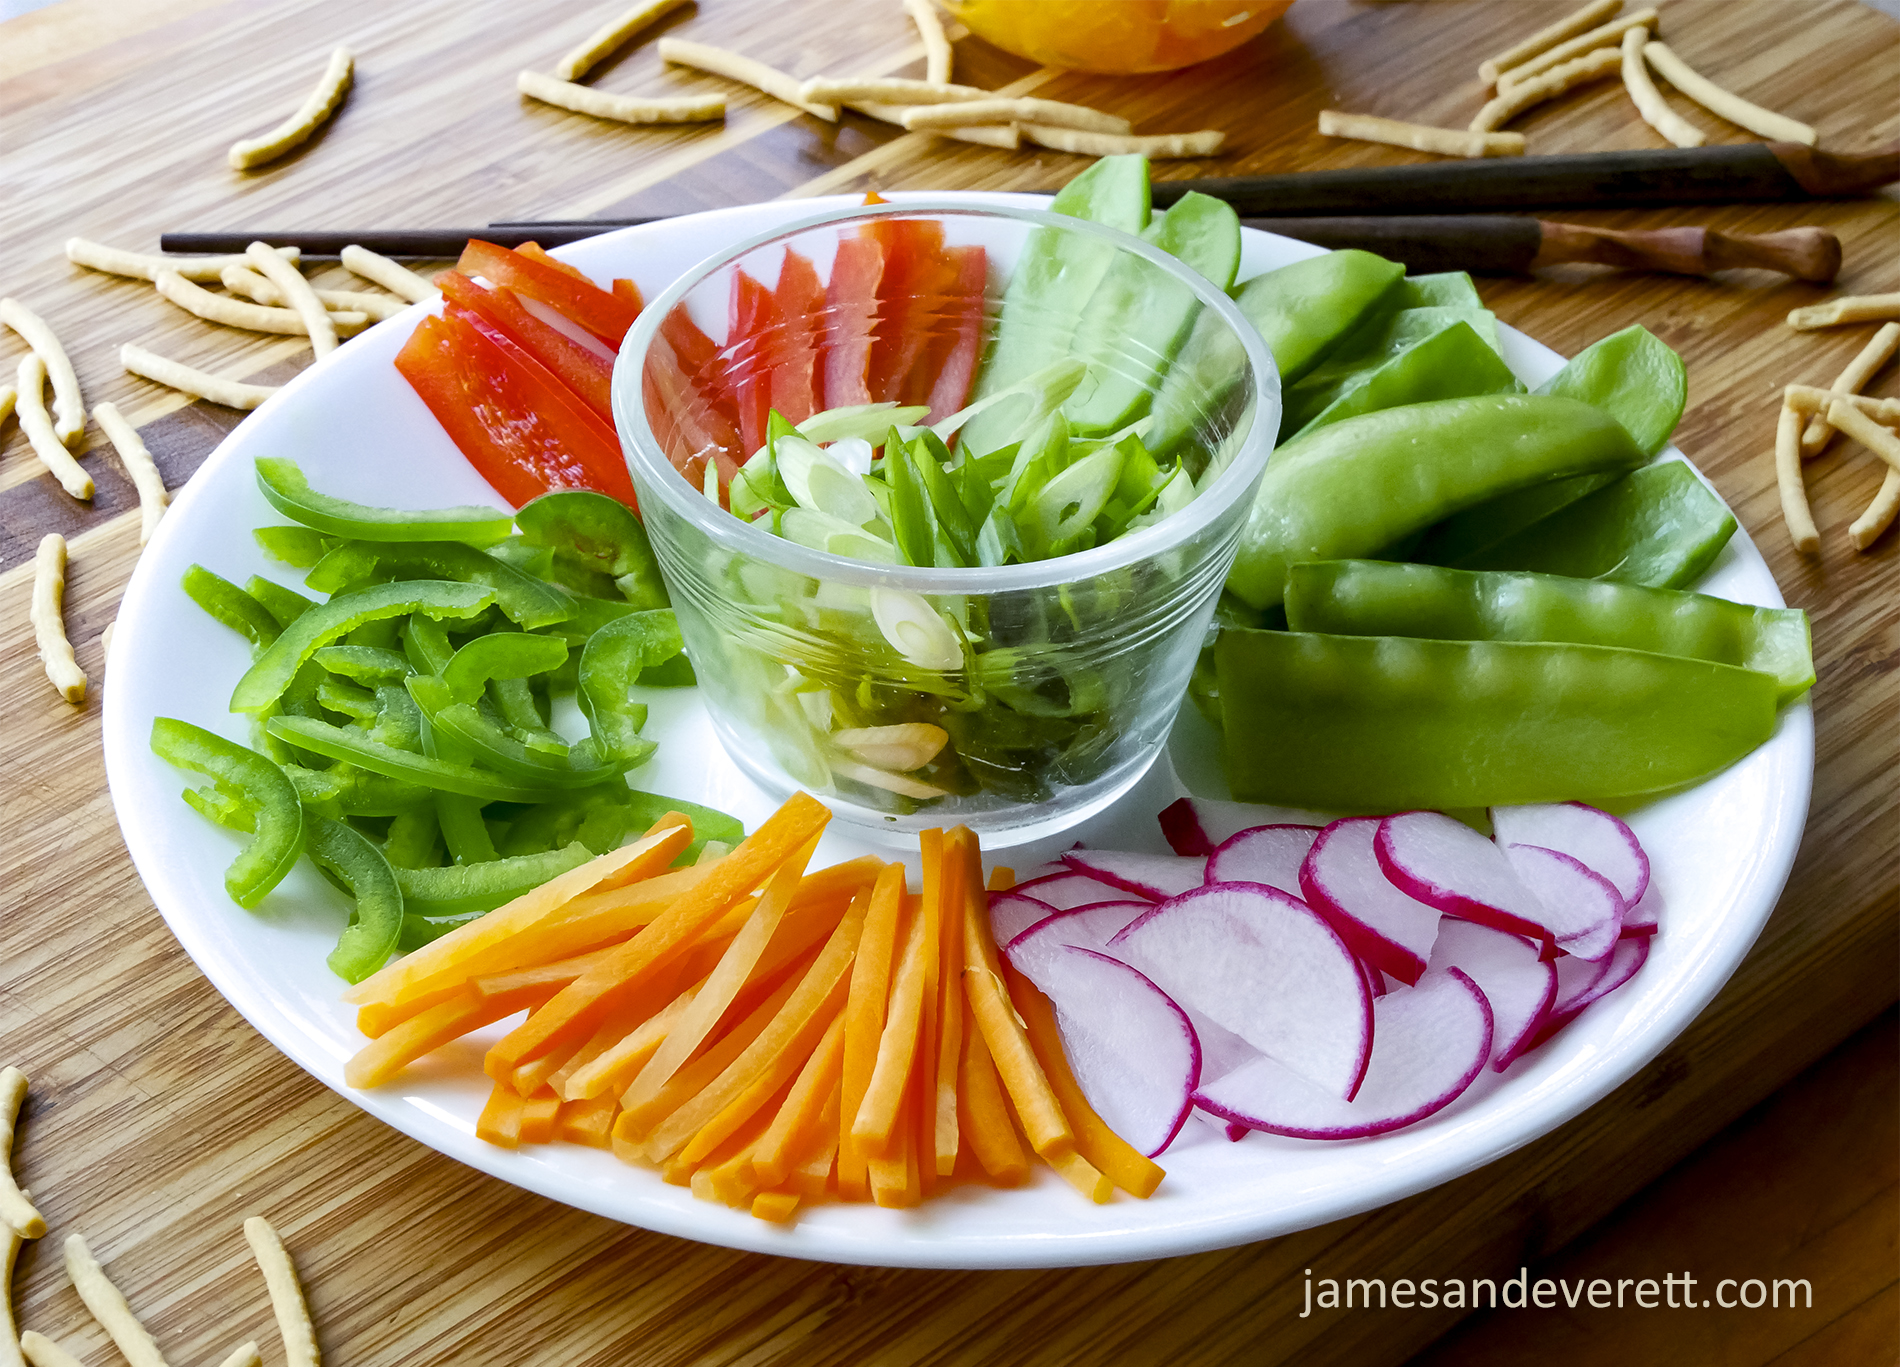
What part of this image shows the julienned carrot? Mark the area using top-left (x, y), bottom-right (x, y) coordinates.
top-left (959, 889), bottom-right (1071, 1155)
top-left (512, 1042), bottom-right (581, 1098)
top-left (1045, 1147), bottom-right (1113, 1203)
top-left (1005, 960), bottom-right (1166, 1199)
top-left (853, 893), bottom-right (928, 1151)
top-left (519, 1091), bottom-right (562, 1144)
top-left (957, 1015), bottom-right (1029, 1185)
top-left (752, 1190), bottom-right (801, 1222)
top-left (472, 947), bottom-right (617, 999)
top-left (691, 1072), bottom-right (801, 1208)
top-left (641, 903), bottom-right (865, 1163)
top-left (914, 832), bottom-right (945, 1187)
top-left (987, 867), bottom-right (1015, 892)
top-left (793, 1080), bottom-right (843, 1199)
top-left (356, 982), bottom-right (466, 1039)
top-left (485, 792), bottom-right (832, 1081)
top-left (621, 836), bottom-right (818, 1114)
top-left (748, 978), bottom-right (850, 1188)
top-left (345, 980), bottom-right (559, 1089)
top-left (837, 867), bottom-right (903, 1200)
top-left (476, 1083), bottom-right (526, 1147)
top-left (556, 1095), bottom-right (617, 1148)
top-left (558, 978), bottom-right (702, 1101)
top-left (344, 821), bottom-right (693, 1008)
top-left (612, 967), bottom-right (809, 1149)
top-left (681, 998), bottom-right (845, 1169)
top-left (865, 1076), bottom-right (915, 1208)
top-left (933, 829), bottom-right (972, 1175)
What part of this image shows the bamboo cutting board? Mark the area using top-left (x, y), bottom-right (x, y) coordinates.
top-left (0, 1), bottom-right (1894, 1364)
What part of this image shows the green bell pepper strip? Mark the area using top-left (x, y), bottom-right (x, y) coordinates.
top-left (302, 814), bottom-right (405, 983)
top-left (401, 617), bottom-right (504, 863)
top-left (577, 611), bottom-right (684, 766)
top-left (440, 633), bottom-right (569, 704)
top-left (1282, 306), bottom-right (1502, 435)
top-left (1455, 459), bottom-right (1737, 589)
top-left (435, 793), bottom-right (500, 864)
top-left (183, 565), bottom-right (281, 648)
top-left (369, 684), bottom-right (426, 752)
top-left (312, 645), bottom-right (411, 685)
top-left (232, 580), bottom-right (495, 715)
top-left (488, 678), bottom-right (566, 755)
top-left (382, 806), bottom-right (443, 869)
top-left (286, 764), bottom-right (433, 818)
top-left (255, 456), bottom-right (514, 547)
top-left (499, 790), bottom-right (627, 857)
top-left (393, 842), bottom-right (592, 917)
top-left (960, 154), bottom-right (1151, 455)
top-left (266, 714), bottom-right (581, 802)
top-left (1227, 394), bottom-right (1649, 610)
top-left (399, 912), bottom-right (481, 952)
top-left (151, 717), bottom-right (304, 908)
top-left (1291, 321), bottom-right (1522, 439)
top-left (402, 613), bottom-right (457, 676)
top-left (1284, 560), bottom-right (1815, 703)
top-left (246, 577), bottom-right (317, 632)
top-left (315, 676), bottom-right (380, 725)
top-left (1213, 628), bottom-right (1781, 810)
top-left (406, 675), bottom-right (624, 787)
top-left (305, 540), bottom-right (571, 630)
top-left (1535, 324), bottom-right (1686, 458)
top-left (255, 525), bottom-right (336, 568)
top-left (515, 489), bottom-right (669, 609)
top-left (622, 790), bottom-right (745, 863)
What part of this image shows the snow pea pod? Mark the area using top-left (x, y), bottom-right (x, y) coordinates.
top-left (1285, 560), bottom-right (1814, 702)
top-left (1282, 306), bottom-right (1502, 434)
top-left (1227, 394), bottom-right (1649, 610)
top-left (255, 457), bottom-right (513, 547)
top-left (151, 717), bottom-right (304, 908)
top-left (393, 842), bottom-right (593, 917)
top-left (1213, 628), bottom-right (1780, 810)
top-left (1292, 321), bottom-right (1522, 439)
top-left (183, 565), bottom-right (281, 648)
top-left (303, 815), bottom-right (405, 983)
top-left (578, 610), bottom-right (685, 765)
top-left (232, 580), bottom-right (495, 714)
top-left (1455, 459), bottom-right (1736, 589)
top-left (306, 540), bottom-right (571, 629)
top-left (1392, 272), bottom-right (1482, 309)
top-left (515, 489), bottom-right (668, 609)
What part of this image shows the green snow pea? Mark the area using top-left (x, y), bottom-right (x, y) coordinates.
top-left (1285, 560), bottom-right (1815, 702)
top-left (1456, 459), bottom-right (1736, 588)
top-left (255, 457), bottom-right (513, 547)
top-left (303, 814), bottom-right (405, 983)
top-left (183, 566), bottom-right (281, 648)
top-left (266, 713), bottom-right (580, 802)
top-left (254, 525), bottom-right (335, 568)
top-left (1144, 191), bottom-right (1242, 290)
top-left (305, 540), bottom-right (571, 629)
top-left (151, 717), bottom-right (305, 908)
top-left (246, 577), bottom-right (317, 631)
top-left (405, 675), bottom-right (621, 787)
top-left (960, 154), bottom-right (1151, 455)
top-left (1292, 321), bottom-right (1522, 439)
top-left (232, 580), bottom-right (495, 714)
top-left (381, 806), bottom-right (443, 870)
top-left (515, 489), bottom-right (669, 609)
top-left (1227, 394), bottom-right (1649, 610)
top-left (1282, 306), bottom-right (1502, 434)
top-left (1391, 272), bottom-right (1482, 309)
top-left (578, 611), bottom-right (684, 765)
top-left (1213, 628), bottom-right (1781, 810)
top-left (393, 843), bottom-right (592, 917)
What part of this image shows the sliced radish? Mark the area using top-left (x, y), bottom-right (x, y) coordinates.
top-left (1499, 844), bottom-right (1623, 962)
top-left (1196, 968), bottom-right (1493, 1140)
top-left (1014, 869), bottom-right (1144, 910)
top-left (1158, 796), bottom-right (1335, 855)
top-left (1549, 949), bottom-right (1613, 1018)
top-left (1490, 802), bottom-right (1649, 907)
top-left (1523, 934), bottom-right (1650, 1052)
top-left (1206, 824), bottom-right (1321, 897)
top-left (1004, 901), bottom-right (1152, 962)
top-left (1110, 883), bottom-right (1372, 1100)
top-left (1362, 960), bottom-right (1388, 999)
top-left (988, 891), bottom-right (1055, 946)
top-left (1062, 849), bottom-right (1207, 902)
top-left (1028, 946), bottom-right (1200, 1157)
top-left (1376, 811), bottom-right (1554, 946)
top-left (1426, 919), bottom-right (1556, 1071)
top-left (1622, 884), bottom-right (1662, 938)
top-left (1299, 818), bottom-right (1442, 986)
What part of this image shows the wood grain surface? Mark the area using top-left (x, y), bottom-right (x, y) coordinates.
top-left (0, 2), bottom-right (1894, 1365)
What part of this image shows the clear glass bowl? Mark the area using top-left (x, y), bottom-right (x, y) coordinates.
top-left (613, 200), bottom-right (1278, 843)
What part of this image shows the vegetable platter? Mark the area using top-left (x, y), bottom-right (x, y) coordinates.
top-left (102, 192), bottom-right (1811, 1268)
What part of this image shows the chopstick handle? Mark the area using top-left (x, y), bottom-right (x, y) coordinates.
top-left (1769, 141), bottom-right (1900, 196)
top-left (1533, 223), bottom-right (1842, 281)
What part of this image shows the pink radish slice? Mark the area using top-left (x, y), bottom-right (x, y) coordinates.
top-left (1499, 844), bottom-right (1624, 963)
top-left (1622, 884), bottom-right (1662, 938)
top-left (1004, 901), bottom-right (1152, 962)
top-left (1014, 870), bottom-right (1144, 911)
top-left (1490, 802), bottom-right (1649, 907)
top-left (989, 891), bottom-right (1056, 946)
top-left (1362, 961), bottom-right (1388, 999)
top-left (1522, 934), bottom-right (1651, 1053)
top-left (1029, 946), bottom-right (1200, 1157)
top-left (1426, 919), bottom-right (1557, 1071)
top-left (1158, 797), bottom-right (1335, 855)
top-left (1110, 883), bottom-right (1372, 1101)
top-left (1062, 849), bottom-right (1207, 901)
top-left (1206, 824), bottom-right (1321, 897)
top-left (1196, 968), bottom-right (1493, 1141)
top-left (1224, 1121), bottom-right (1248, 1142)
top-left (1299, 818), bottom-right (1442, 986)
top-left (1376, 811), bottom-right (1556, 947)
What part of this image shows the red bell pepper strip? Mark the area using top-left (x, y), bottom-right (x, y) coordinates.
top-left (517, 241), bottom-right (591, 282)
top-left (821, 234), bottom-right (884, 409)
top-left (727, 270), bottom-right (780, 456)
top-left (396, 312), bottom-right (638, 509)
top-left (435, 270), bottom-right (615, 422)
top-left (770, 249), bottom-right (824, 425)
top-left (457, 239), bottom-right (642, 346)
top-left (865, 218), bottom-right (951, 405)
top-left (924, 246), bottom-right (987, 424)
top-left (612, 278), bottom-right (645, 309)
top-left (643, 331), bottom-right (742, 496)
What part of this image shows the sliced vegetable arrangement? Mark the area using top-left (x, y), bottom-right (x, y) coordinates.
top-left (998, 798), bottom-right (1658, 1149)
top-left (153, 461), bottom-right (740, 982)
top-left (341, 796), bottom-right (1164, 1222)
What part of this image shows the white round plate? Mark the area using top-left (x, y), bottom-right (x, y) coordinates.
top-left (104, 193), bottom-right (1812, 1269)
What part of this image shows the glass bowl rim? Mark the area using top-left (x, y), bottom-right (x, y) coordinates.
top-left (611, 196), bottom-right (1280, 594)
